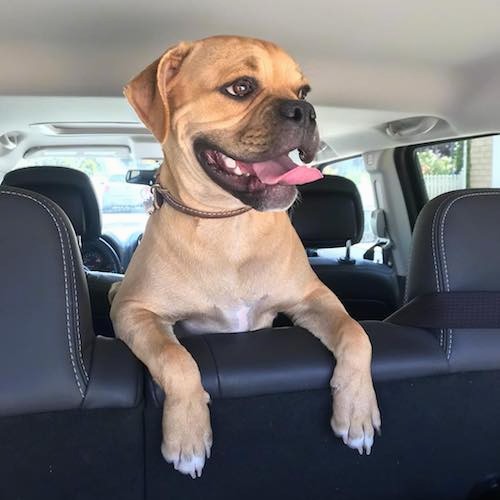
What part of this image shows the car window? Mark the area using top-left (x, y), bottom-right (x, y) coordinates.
top-left (415, 135), bottom-right (500, 199)
top-left (322, 156), bottom-right (376, 244)
top-left (16, 154), bottom-right (159, 242)
top-left (108, 174), bottom-right (126, 182)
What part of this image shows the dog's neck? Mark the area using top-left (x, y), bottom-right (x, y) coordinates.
top-left (154, 199), bottom-right (291, 264)
top-left (154, 156), bottom-right (293, 251)
top-left (158, 157), bottom-right (249, 215)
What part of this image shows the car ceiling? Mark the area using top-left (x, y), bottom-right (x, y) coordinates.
top-left (1, 0), bottom-right (500, 164)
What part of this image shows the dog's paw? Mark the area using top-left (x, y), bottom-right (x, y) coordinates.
top-left (161, 391), bottom-right (212, 479)
top-left (330, 367), bottom-right (381, 455)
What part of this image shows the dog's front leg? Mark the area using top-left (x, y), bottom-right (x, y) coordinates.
top-left (286, 281), bottom-right (381, 454)
top-left (111, 304), bottom-right (212, 478)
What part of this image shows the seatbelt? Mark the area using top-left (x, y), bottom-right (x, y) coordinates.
top-left (363, 239), bottom-right (392, 265)
top-left (363, 209), bottom-right (393, 265)
top-left (387, 292), bottom-right (500, 329)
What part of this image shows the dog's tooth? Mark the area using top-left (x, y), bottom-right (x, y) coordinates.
top-left (225, 157), bottom-right (236, 169)
top-left (234, 166), bottom-right (242, 175)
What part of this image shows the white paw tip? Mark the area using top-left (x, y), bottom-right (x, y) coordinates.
top-left (174, 454), bottom-right (206, 478)
top-left (347, 436), bottom-right (364, 450)
top-left (161, 444), bottom-right (206, 479)
top-left (344, 434), bottom-right (374, 456)
top-left (332, 427), bottom-right (348, 440)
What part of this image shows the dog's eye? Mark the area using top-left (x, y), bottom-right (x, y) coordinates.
top-left (223, 78), bottom-right (256, 98)
top-left (298, 86), bottom-right (310, 100)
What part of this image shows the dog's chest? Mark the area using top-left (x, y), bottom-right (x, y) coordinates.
top-left (178, 298), bottom-right (275, 334)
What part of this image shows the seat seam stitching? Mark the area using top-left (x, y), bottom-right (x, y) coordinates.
top-left (57, 211), bottom-right (90, 382)
top-left (439, 190), bottom-right (500, 360)
top-left (0, 189), bottom-right (85, 397)
top-left (432, 195), bottom-right (451, 350)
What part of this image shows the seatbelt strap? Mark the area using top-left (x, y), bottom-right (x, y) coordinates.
top-left (387, 292), bottom-right (500, 329)
top-left (364, 209), bottom-right (393, 265)
top-left (363, 239), bottom-right (392, 265)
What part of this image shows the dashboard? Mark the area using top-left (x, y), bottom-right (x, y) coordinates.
top-left (82, 244), bottom-right (119, 273)
top-left (81, 233), bottom-right (142, 274)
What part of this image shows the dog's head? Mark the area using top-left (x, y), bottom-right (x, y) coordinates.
top-left (125, 35), bottom-right (321, 212)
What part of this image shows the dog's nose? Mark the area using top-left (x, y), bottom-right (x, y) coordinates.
top-left (279, 100), bottom-right (316, 125)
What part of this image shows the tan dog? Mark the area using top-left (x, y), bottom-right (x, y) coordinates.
top-left (111, 35), bottom-right (380, 478)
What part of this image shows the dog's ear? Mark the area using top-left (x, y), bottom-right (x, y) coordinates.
top-left (124, 42), bottom-right (193, 144)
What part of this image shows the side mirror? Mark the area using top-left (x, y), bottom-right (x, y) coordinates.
top-left (125, 169), bottom-right (157, 186)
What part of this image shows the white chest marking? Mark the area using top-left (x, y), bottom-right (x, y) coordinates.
top-left (179, 302), bottom-right (257, 334)
top-left (228, 304), bottom-right (252, 332)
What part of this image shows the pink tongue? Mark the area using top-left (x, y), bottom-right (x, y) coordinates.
top-left (243, 154), bottom-right (323, 186)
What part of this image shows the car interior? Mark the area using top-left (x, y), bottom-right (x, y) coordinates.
top-left (1, 1), bottom-right (500, 499)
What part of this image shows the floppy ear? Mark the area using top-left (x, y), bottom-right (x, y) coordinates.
top-left (123, 41), bottom-right (193, 144)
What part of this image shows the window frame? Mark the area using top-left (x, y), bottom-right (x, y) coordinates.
top-left (395, 133), bottom-right (499, 229)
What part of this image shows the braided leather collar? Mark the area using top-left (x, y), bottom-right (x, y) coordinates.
top-left (151, 184), bottom-right (251, 219)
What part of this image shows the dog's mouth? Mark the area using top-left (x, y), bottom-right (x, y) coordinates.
top-left (193, 136), bottom-right (322, 211)
top-left (196, 146), bottom-right (323, 193)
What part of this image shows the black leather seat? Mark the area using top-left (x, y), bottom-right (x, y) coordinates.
top-left (0, 186), bottom-right (142, 414)
top-left (290, 175), bottom-right (401, 320)
top-left (3, 166), bottom-right (124, 336)
top-left (149, 322), bottom-right (447, 404)
top-left (0, 186), bottom-right (144, 499)
top-left (388, 188), bottom-right (500, 371)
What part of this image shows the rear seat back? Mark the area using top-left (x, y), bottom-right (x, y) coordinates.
top-left (0, 186), bottom-right (143, 499)
top-left (291, 175), bottom-right (400, 320)
top-left (395, 188), bottom-right (500, 371)
top-left (150, 321), bottom-right (447, 404)
top-left (0, 186), bottom-right (141, 415)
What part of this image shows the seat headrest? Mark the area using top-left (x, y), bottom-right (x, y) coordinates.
top-left (291, 175), bottom-right (364, 248)
top-left (0, 186), bottom-right (94, 415)
top-left (3, 166), bottom-right (101, 240)
top-left (406, 189), bottom-right (500, 302)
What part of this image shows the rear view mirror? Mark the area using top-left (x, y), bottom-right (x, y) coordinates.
top-left (126, 169), bottom-right (156, 186)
